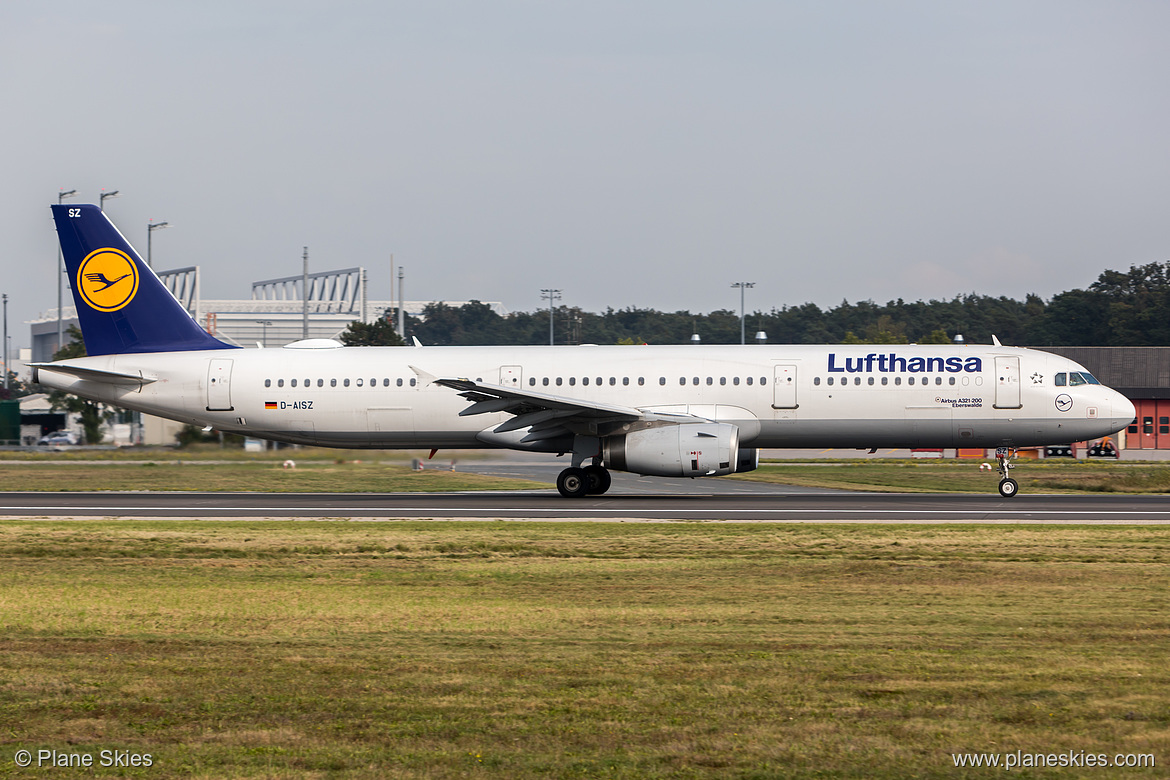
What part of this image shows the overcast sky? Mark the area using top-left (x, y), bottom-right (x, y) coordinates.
top-left (4, 1), bottom-right (1169, 349)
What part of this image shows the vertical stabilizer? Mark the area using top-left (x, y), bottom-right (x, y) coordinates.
top-left (51, 204), bottom-right (236, 356)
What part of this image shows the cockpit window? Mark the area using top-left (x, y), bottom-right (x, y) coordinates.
top-left (1059, 371), bottom-right (1101, 387)
top-left (1055, 373), bottom-right (1066, 386)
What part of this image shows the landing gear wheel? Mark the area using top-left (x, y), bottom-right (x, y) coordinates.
top-left (557, 467), bottom-right (590, 498)
top-left (998, 478), bottom-right (1019, 498)
top-left (583, 465), bottom-right (612, 495)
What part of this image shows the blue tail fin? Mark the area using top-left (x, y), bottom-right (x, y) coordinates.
top-left (52, 204), bottom-right (236, 356)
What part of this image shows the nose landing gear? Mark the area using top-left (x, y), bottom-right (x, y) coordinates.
top-left (995, 447), bottom-right (1019, 498)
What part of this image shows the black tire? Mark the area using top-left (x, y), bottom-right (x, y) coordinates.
top-left (583, 465), bottom-right (612, 495)
top-left (998, 478), bottom-right (1019, 498)
top-left (557, 467), bottom-right (590, 498)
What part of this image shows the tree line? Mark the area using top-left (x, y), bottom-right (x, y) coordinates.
top-left (343, 261), bottom-right (1170, 347)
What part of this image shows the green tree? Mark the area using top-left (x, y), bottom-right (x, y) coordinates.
top-left (339, 312), bottom-right (406, 346)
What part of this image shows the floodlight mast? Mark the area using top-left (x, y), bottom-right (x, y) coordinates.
top-left (731, 281), bottom-right (755, 345)
top-left (147, 220), bottom-right (171, 269)
top-left (541, 288), bottom-right (562, 346)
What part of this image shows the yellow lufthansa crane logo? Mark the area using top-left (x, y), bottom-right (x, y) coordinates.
top-left (77, 248), bottom-right (139, 312)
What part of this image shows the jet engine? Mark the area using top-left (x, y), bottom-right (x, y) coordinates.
top-left (603, 422), bottom-right (740, 477)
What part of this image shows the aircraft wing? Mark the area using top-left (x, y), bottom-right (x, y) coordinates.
top-left (411, 366), bottom-right (704, 444)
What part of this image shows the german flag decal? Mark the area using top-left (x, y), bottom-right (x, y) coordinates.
top-left (264, 401), bottom-right (278, 410)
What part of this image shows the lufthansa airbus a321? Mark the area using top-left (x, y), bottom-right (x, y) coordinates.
top-left (34, 204), bottom-right (1135, 498)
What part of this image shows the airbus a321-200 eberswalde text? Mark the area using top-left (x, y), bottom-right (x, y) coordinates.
top-left (35, 205), bottom-right (1135, 498)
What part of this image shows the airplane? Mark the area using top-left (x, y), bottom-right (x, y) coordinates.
top-left (34, 204), bottom-right (1135, 498)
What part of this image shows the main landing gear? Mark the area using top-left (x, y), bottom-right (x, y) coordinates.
top-left (994, 447), bottom-right (1019, 498)
top-left (556, 464), bottom-right (612, 498)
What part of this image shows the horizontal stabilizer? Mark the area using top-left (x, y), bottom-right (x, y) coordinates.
top-left (31, 362), bottom-right (156, 386)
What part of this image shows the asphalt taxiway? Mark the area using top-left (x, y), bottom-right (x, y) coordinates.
top-left (2, 490), bottom-right (1169, 523)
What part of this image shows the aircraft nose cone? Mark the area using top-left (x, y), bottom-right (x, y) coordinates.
top-left (1115, 392), bottom-right (1136, 425)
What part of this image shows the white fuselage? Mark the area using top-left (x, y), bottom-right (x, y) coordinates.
top-left (35, 342), bottom-right (1134, 452)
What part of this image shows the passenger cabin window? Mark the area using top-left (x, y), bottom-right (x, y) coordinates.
top-left (331, 379), bottom-right (337, 387)
top-left (318, 379), bottom-right (324, 387)
top-left (746, 377), bottom-right (753, 386)
top-left (569, 377), bottom-right (576, 386)
top-left (827, 377), bottom-right (834, 386)
top-left (814, 377), bottom-right (821, 386)
top-left (397, 378), bottom-right (403, 387)
top-left (265, 379), bottom-right (271, 388)
top-left (277, 379), bottom-right (284, 387)
top-left (583, 377), bottom-right (590, 386)
top-left (410, 378), bottom-right (416, 387)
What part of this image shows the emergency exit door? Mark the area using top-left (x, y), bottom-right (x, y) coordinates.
top-left (772, 364), bottom-right (798, 409)
top-left (993, 356), bottom-right (1021, 409)
top-left (206, 359), bottom-right (234, 411)
top-left (499, 365), bottom-right (523, 388)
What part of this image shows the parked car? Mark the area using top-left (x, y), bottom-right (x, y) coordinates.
top-left (38, 430), bottom-right (79, 446)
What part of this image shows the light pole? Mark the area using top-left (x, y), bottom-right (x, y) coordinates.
top-left (2, 293), bottom-right (8, 393)
top-left (731, 281), bottom-right (755, 345)
top-left (56, 189), bottom-right (77, 354)
top-left (541, 289), bottom-right (561, 346)
top-left (255, 320), bottom-right (273, 347)
top-left (147, 220), bottom-right (171, 268)
top-left (99, 189), bottom-right (119, 211)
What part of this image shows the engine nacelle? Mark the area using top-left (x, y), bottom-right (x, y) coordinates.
top-left (603, 422), bottom-right (740, 477)
top-left (735, 446), bottom-right (759, 474)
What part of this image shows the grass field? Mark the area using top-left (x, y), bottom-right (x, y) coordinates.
top-left (736, 459), bottom-right (1170, 494)
top-left (0, 460), bottom-right (546, 493)
top-left (1, 521), bottom-right (1167, 778)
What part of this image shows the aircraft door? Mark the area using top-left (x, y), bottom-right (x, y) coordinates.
top-left (499, 365), bottom-right (523, 388)
top-left (206, 358), bottom-right (234, 411)
top-left (772, 364), bottom-right (798, 409)
top-left (993, 357), bottom-right (1021, 409)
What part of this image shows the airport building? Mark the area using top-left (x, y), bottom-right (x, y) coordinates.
top-left (28, 265), bottom-right (507, 362)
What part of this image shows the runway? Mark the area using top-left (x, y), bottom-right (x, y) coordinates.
top-left (3, 490), bottom-right (1170, 523)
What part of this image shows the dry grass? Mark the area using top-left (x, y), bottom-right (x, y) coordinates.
top-left (1, 521), bottom-right (1167, 778)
